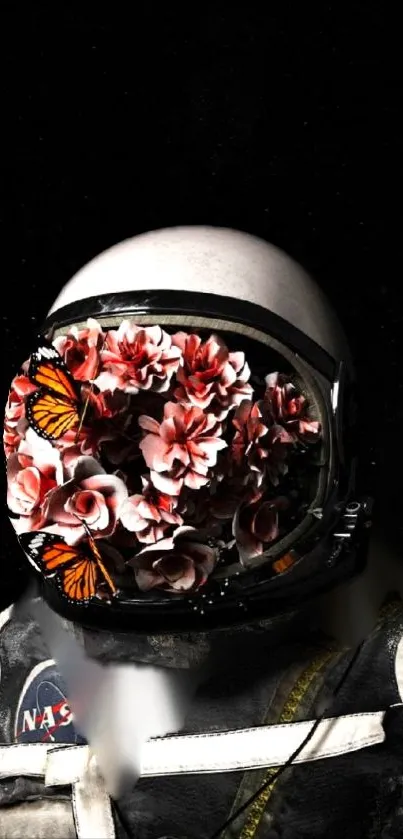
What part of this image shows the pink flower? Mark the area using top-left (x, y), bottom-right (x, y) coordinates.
top-left (231, 400), bottom-right (270, 485)
top-left (172, 332), bottom-right (253, 419)
top-left (3, 374), bottom-right (37, 457)
top-left (138, 402), bottom-right (227, 494)
top-left (4, 417), bottom-right (28, 459)
top-left (53, 318), bottom-right (105, 381)
top-left (95, 321), bottom-right (181, 394)
top-left (233, 492), bottom-right (290, 564)
top-left (84, 386), bottom-right (130, 420)
top-left (7, 433), bottom-right (64, 533)
top-left (5, 374), bottom-right (36, 421)
top-left (120, 476), bottom-right (184, 544)
top-left (51, 388), bottom-right (129, 476)
top-left (264, 424), bottom-right (295, 486)
top-left (41, 456), bottom-right (128, 544)
top-left (55, 422), bottom-right (114, 477)
top-left (264, 373), bottom-right (321, 441)
top-left (129, 526), bottom-right (217, 593)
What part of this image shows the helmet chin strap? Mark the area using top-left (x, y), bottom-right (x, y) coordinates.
top-left (21, 589), bottom-right (203, 799)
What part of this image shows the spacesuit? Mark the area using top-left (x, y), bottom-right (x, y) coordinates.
top-left (1, 227), bottom-right (402, 839)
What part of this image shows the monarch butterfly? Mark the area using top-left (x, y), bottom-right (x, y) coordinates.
top-left (25, 342), bottom-right (82, 441)
top-left (19, 528), bottom-right (117, 603)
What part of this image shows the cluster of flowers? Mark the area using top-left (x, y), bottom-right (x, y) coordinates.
top-left (4, 318), bottom-right (321, 594)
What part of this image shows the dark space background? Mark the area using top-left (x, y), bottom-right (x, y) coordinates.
top-left (2, 6), bottom-right (401, 604)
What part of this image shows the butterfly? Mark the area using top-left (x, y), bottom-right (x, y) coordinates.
top-left (25, 342), bottom-right (84, 441)
top-left (19, 528), bottom-right (117, 603)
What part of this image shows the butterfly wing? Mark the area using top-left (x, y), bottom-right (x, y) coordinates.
top-left (29, 345), bottom-right (79, 402)
top-left (26, 344), bottom-right (80, 440)
top-left (26, 391), bottom-right (79, 440)
top-left (19, 531), bottom-right (113, 602)
top-left (62, 558), bottom-right (99, 601)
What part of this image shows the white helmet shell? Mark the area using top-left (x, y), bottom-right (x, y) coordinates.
top-left (49, 226), bottom-right (351, 370)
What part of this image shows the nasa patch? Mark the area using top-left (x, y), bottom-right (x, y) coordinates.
top-left (14, 659), bottom-right (87, 745)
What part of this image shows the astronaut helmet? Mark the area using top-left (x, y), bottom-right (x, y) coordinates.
top-left (4, 226), bottom-right (373, 634)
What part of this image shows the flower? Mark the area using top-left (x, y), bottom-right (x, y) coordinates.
top-left (5, 374), bottom-right (36, 421)
top-left (84, 386), bottom-right (130, 420)
top-left (264, 424), bottom-right (295, 486)
top-left (4, 416), bottom-right (28, 460)
top-left (7, 432), bottom-right (64, 533)
top-left (129, 526), bottom-right (217, 593)
top-left (264, 372), bottom-right (321, 441)
top-left (120, 476), bottom-right (184, 544)
top-left (94, 321), bottom-right (181, 394)
top-left (97, 390), bottom-right (166, 467)
top-left (172, 332), bottom-right (253, 419)
top-left (51, 388), bottom-right (129, 476)
top-left (3, 374), bottom-right (36, 457)
top-left (53, 318), bottom-right (105, 381)
top-left (5, 315), bottom-right (324, 600)
top-left (231, 400), bottom-right (270, 485)
top-left (233, 492), bottom-right (290, 563)
top-left (138, 402), bottom-right (227, 494)
top-left (41, 456), bottom-right (128, 544)
top-left (54, 423), bottom-right (114, 478)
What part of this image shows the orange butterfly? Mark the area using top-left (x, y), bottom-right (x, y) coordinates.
top-left (19, 528), bottom-right (117, 602)
top-left (26, 343), bottom-right (82, 441)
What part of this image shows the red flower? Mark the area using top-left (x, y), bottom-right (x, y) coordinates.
top-left (264, 424), bottom-right (295, 486)
top-left (172, 332), bottom-right (253, 419)
top-left (84, 386), bottom-right (130, 420)
top-left (41, 456), bottom-right (128, 544)
top-left (138, 402), bottom-right (227, 494)
top-left (129, 526), bottom-right (217, 593)
top-left (7, 434), bottom-right (64, 534)
top-left (120, 476), bottom-right (184, 544)
top-left (264, 372), bottom-right (321, 441)
top-left (3, 374), bottom-right (36, 458)
top-left (97, 390), bottom-right (167, 466)
top-left (233, 492), bottom-right (290, 563)
top-left (231, 400), bottom-right (270, 485)
top-left (95, 322), bottom-right (181, 394)
top-left (52, 388), bottom-right (130, 475)
top-left (54, 318), bottom-right (105, 381)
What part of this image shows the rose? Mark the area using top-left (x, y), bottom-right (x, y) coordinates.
top-left (264, 424), bottom-right (295, 486)
top-left (55, 425), bottom-right (114, 477)
top-left (138, 402), bottom-right (227, 495)
top-left (231, 400), bottom-right (270, 485)
top-left (172, 332), bottom-right (253, 420)
top-left (3, 373), bottom-right (36, 457)
top-left (83, 386), bottom-right (130, 420)
top-left (5, 374), bottom-right (36, 422)
top-left (120, 476), bottom-right (184, 544)
top-left (233, 492), bottom-right (290, 563)
top-left (7, 432), bottom-right (64, 533)
top-left (129, 526), bottom-right (217, 593)
top-left (53, 318), bottom-right (105, 381)
top-left (54, 387), bottom-right (130, 475)
top-left (4, 417), bottom-right (28, 459)
top-left (264, 372), bottom-right (321, 441)
top-left (41, 456), bottom-right (128, 544)
top-left (95, 322), bottom-right (181, 394)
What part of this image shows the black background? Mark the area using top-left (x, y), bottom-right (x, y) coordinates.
top-left (2, 6), bottom-right (401, 601)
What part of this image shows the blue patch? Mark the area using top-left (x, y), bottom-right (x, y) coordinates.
top-left (15, 659), bottom-right (87, 745)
